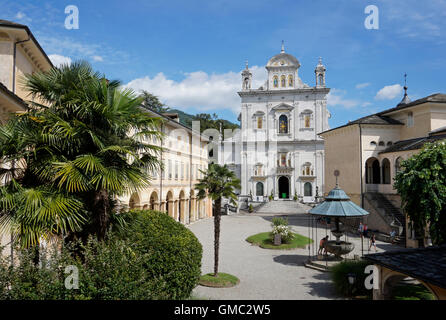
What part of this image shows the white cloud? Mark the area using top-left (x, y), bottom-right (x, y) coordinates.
top-left (125, 66), bottom-right (267, 114)
top-left (375, 84), bottom-right (403, 100)
top-left (92, 55), bottom-right (103, 62)
top-left (14, 11), bottom-right (32, 24)
top-left (355, 82), bottom-right (370, 89)
top-left (327, 89), bottom-right (360, 109)
top-left (48, 54), bottom-right (72, 67)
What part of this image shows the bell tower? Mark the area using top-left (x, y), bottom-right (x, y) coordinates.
top-left (241, 60), bottom-right (252, 91)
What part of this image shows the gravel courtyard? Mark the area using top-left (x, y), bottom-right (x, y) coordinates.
top-left (188, 201), bottom-right (396, 300)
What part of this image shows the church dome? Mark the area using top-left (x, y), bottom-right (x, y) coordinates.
top-left (266, 52), bottom-right (300, 69)
top-left (266, 43), bottom-right (300, 69)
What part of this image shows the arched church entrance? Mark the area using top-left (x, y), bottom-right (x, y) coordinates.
top-left (278, 176), bottom-right (290, 199)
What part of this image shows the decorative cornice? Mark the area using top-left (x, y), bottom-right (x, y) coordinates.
top-left (238, 87), bottom-right (330, 97)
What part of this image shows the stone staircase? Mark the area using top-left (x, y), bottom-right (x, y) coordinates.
top-left (364, 192), bottom-right (406, 246)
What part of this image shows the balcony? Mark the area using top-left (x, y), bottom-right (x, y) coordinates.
top-left (276, 166), bottom-right (294, 175)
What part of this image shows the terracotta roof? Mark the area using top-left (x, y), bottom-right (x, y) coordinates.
top-left (364, 245), bottom-right (446, 289)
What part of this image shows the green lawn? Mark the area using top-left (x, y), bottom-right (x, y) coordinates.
top-left (246, 232), bottom-right (312, 250)
top-left (393, 284), bottom-right (436, 300)
top-left (199, 273), bottom-right (240, 288)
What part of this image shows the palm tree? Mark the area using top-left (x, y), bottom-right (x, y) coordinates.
top-left (195, 163), bottom-right (240, 276)
top-left (0, 61), bottom-right (163, 247)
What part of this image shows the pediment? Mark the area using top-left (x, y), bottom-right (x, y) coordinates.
top-left (271, 103), bottom-right (294, 112)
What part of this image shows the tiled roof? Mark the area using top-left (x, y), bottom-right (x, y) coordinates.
top-left (364, 245), bottom-right (446, 289)
top-left (319, 93), bottom-right (446, 136)
top-left (379, 133), bottom-right (446, 154)
top-left (349, 114), bottom-right (404, 126)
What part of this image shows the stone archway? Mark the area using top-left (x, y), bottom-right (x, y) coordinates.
top-left (166, 191), bottom-right (174, 218)
top-left (178, 190), bottom-right (186, 223)
top-left (129, 192), bottom-right (140, 210)
top-left (378, 270), bottom-right (439, 300)
top-left (382, 158), bottom-right (391, 184)
top-left (149, 190), bottom-right (158, 210)
top-left (278, 176), bottom-right (290, 199)
top-left (366, 157), bottom-right (381, 184)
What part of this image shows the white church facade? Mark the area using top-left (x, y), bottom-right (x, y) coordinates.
top-left (217, 45), bottom-right (331, 203)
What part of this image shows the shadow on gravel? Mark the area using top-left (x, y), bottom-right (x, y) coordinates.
top-left (272, 254), bottom-right (310, 266)
top-left (302, 280), bottom-right (338, 299)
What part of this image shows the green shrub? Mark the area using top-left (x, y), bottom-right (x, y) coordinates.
top-left (271, 217), bottom-right (288, 227)
top-left (0, 236), bottom-right (167, 300)
top-left (330, 260), bottom-right (372, 298)
top-left (0, 210), bottom-right (202, 300)
top-left (120, 210), bottom-right (203, 299)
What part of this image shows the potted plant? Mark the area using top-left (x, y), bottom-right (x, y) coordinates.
top-left (248, 204), bottom-right (253, 213)
top-left (271, 217), bottom-right (293, 245)
top-left (293, 191), bottom-right (298, 201)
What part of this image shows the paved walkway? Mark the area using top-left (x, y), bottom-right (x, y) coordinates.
top-left (189, 201), bottom-right (400, 300)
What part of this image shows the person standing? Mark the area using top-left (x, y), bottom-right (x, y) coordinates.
top-left (390, 229), bottom-right (396, 244)
top-left (363, 224), bottom-right (368, 238)
top-left (358, 222), bottom-right (364, 237)
top-left (369, 234), bottom-right (377, 252)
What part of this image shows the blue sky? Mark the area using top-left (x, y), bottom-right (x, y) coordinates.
top-left (2, 0), bottom-right (446, 128)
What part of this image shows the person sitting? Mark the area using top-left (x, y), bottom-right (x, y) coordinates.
top-left (318, 236), bottom-right (329, 255)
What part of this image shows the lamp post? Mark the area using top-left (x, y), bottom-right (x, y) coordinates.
top-left (347, 273), bottom-right (357, 299)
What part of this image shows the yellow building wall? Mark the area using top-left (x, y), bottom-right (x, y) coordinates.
top-left (321, 124), bottom-right (361, 205)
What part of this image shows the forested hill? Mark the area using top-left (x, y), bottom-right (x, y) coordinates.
top-left (139, 91), bottom-right (239, 133)
top-left (169, 108), bottom-right (240, 133)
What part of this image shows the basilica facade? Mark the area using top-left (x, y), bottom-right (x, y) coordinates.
top-left (218, 45), bottom-right (331, 203)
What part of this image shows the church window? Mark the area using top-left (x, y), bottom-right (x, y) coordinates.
top-left (257, 116), bottom-right (263, 129)
top-left (305, 115), bottom-right (310, 128)
top-left (378, 141), bottom-right (385, 146)
top-left (279, 153), bottom-right (287, 167)
top-left (302, 163), bottom-right (312, 176)
top-left (279, 115), bottom-right (288, 133)
top-left (300, 110), bottom-right (313, 129)
top-left (254, 164), bottom-right (263, 176)
top-left (281, 75), bottom-right (286, 87)
top-left (273, 76), bottom-right (279, 88)
top-left (407, 112), bottom-right (414, 127)
top-left (370, 141), bottom-right (377, 147)
top-left (288, 75), bottom-right (293, 87)
top-left (318, 74), bottom-right (324, 86)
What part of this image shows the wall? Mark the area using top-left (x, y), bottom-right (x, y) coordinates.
top-left (322, 124), bottom-right (361, 204)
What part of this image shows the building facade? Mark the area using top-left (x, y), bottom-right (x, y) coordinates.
top-left (320, 89), bottom-right (446, 247)
top-left (0, 20), bottom-right (53, 255)
top-left (119, 110), bottom-right (213, 224)
top-left (218, 45), bottom-right (330, 203)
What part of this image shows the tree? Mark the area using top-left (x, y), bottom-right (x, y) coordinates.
top-left (195, 164), bottom-right (240, 276)
top-left (140, 90), bottom-right (170, 113)
top-left (0, 61), bottom-right (163, 247)
top-left (394, 141), bottom-right (446, 245)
